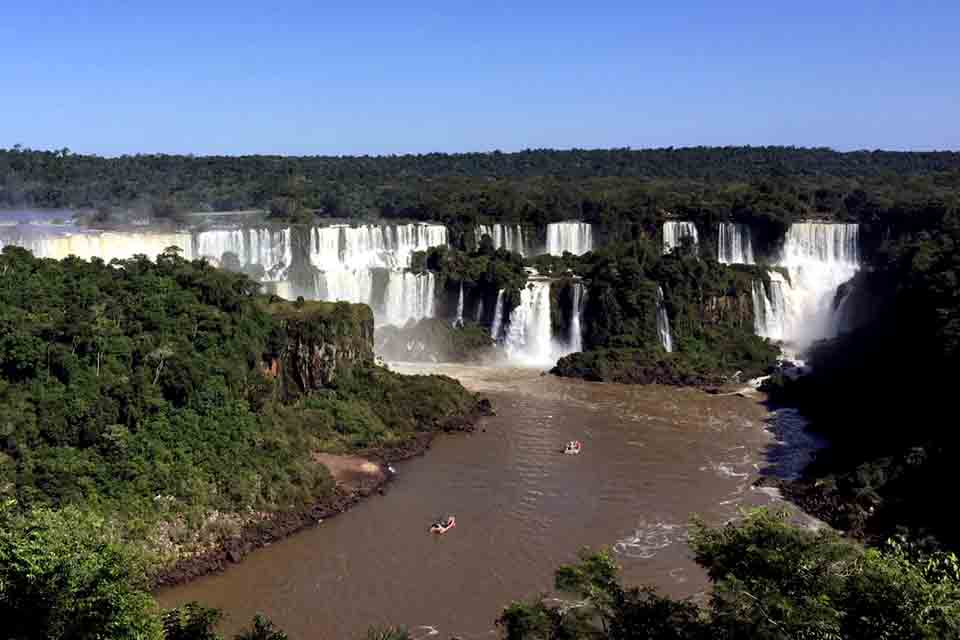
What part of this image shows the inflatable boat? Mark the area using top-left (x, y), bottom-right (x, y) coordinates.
top-left (563, 440), bottom-right (582, 455)
top-left (430, 516), bottom-right (456, 534)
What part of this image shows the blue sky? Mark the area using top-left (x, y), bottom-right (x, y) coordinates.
top-left (2, 1), bottom-right (958, 156)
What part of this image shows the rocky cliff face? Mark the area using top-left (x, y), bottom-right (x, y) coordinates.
top-left (264, 300), bottom-right (375, 399)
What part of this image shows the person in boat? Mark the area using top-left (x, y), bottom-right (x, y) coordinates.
top-left (432, 515), bottom-right (454, 529)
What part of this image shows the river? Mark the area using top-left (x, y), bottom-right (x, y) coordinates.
top-left (157, 364), bottom-right (809, 639)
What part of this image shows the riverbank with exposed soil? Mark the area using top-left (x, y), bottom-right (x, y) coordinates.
top-left (152, 405), bottom-right (489, 589)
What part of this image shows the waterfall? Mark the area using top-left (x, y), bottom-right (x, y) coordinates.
top-left (475, 298), bottom-right (484, 323)
top-left (1, 228), bottom-right (194, 262)
top-left (454, 283), bottom-right (464, 327)
top-left (1, 221), bottom-right (450, 328)
top-left (546, 222), bottom-right (593, 256)
top-left (662, 221), bottom-right (698, 255)
top-left (195, 227), bottom-right (291, 279)
top-left (656, 286), bottom-right (674, 353)
top-left (717, 223), bottom-right (755, 265)
top-left (490, 290), bottom-right (505, 341)
top-left (568, 282), bottom-right (586, 354)
top-left (751, 273), bottom-right (788, 341)
top-left (752, 223), bottom-right (860, 353)
top-left (504, 280), bottom-right (555, 365)
top-left (306, 222), bottom-right (447, 325)
top-left (309, 222), bottom-right (447, 270)
top-left (381, 271), bottom-right (436, 327)
top-left (195, 228), bottom-right (244, 263)
top-left (475, 224), bottom-right (527, 256)
top-left (316, 269), bottom-right (374, 305)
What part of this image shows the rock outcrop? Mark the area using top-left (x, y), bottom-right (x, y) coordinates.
top-left (264, 299), bottom-right (375, 399)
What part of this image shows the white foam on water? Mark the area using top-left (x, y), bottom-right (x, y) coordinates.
top-left (613, 521), bottom-right (684, 559)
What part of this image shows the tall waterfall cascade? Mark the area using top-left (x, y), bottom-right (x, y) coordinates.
top-left (306, 222), bottom-right (448, 325)
top-left (490, 290), bottom-right (506, 341)
top-left (546, 222), bottom-right (593, 256)
top-left (475, 224), bottom-right (528, 256)
top-left (381, 272), bottom-right (436, 327)
top-left (753, 223), bottom-right (860, 353)
top-left (751, 272), bottom-right (789, 342)
top-left (568, 282), bottom-right (586, 354)
top-left (195, 228), bottom-right (292, 280)
top-left (662, 221), bottom-right (699, 255)
top-left (655, 286), bottom-right (674, 353)
top-left (504, 280), bottom-right (555, 366)
top-left (717, 223), bottom-right (755, 265)
top-left (454, 283), bottom-right (464, 327)
top-left (502, 279), bottom-right (586, 366)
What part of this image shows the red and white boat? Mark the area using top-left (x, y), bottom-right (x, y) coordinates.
top-left (563, 440), bottom-right (583, 455)
top-left (430, 516), bottom-right (456, 534)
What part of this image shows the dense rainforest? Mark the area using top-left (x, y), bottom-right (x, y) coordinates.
top-left (5, 145), bottom-right (960, 638)
top-left (0, 246), bottom-right (481, 637)
top-left (4, 146), bottom-right (960, 242)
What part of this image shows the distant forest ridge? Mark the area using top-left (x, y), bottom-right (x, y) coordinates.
top-left (3, 145), bottom-right (960, 218)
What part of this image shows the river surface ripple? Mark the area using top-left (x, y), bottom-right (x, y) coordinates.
top-left (158, 364), bottom-right (803, 639)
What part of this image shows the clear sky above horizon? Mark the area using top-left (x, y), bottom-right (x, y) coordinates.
top-left (2, 1), bottom-right (958, 156)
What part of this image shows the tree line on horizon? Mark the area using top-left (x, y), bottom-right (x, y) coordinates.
top-left (3, 146), bottom-right (960, 235)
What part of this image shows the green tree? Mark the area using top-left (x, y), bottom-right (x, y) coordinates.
top-left (0, 503), bottom-right (162, 640)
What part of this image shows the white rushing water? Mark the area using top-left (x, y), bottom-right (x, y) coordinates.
top-left (307, 222), bottom-right (448, 325)
top-left (381, 271), bottom-right (436, 327)
top-left (195, 227), bottom-right (292, 280)
top-left (662, 221), bottom-right (699, 255)
top-left (454, 283), bottom-right (464, 327)
top-left (0, 228), bottom-right (195, 262)
top-left (314, 269), bottom-right (374, 306)
top-left (717, 222), bottom-right (755, 265)
top-left (753, 223), bottom-right (860, 353)
top-left (751, 272), bottom-right (789, 342)
top-left (655, 286), bottom-right (674, 353)
top-left (475, 224), bottom-right (528, 256)
top-left (309, 223), bottom-right (447, 271)
top-left (490, 290), bottom-right (506, 342)
top-left (568, 281), bottom-right (586, 354)
top-left (504, 280), bottom-right (555, 366)
top-left (546, 222), bottom-right (593, 256)
top-left (502, 279), bottom-right (586, 366)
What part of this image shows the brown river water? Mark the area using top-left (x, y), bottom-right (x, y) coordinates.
top-left (158, 364), bottom-right (815, 639)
